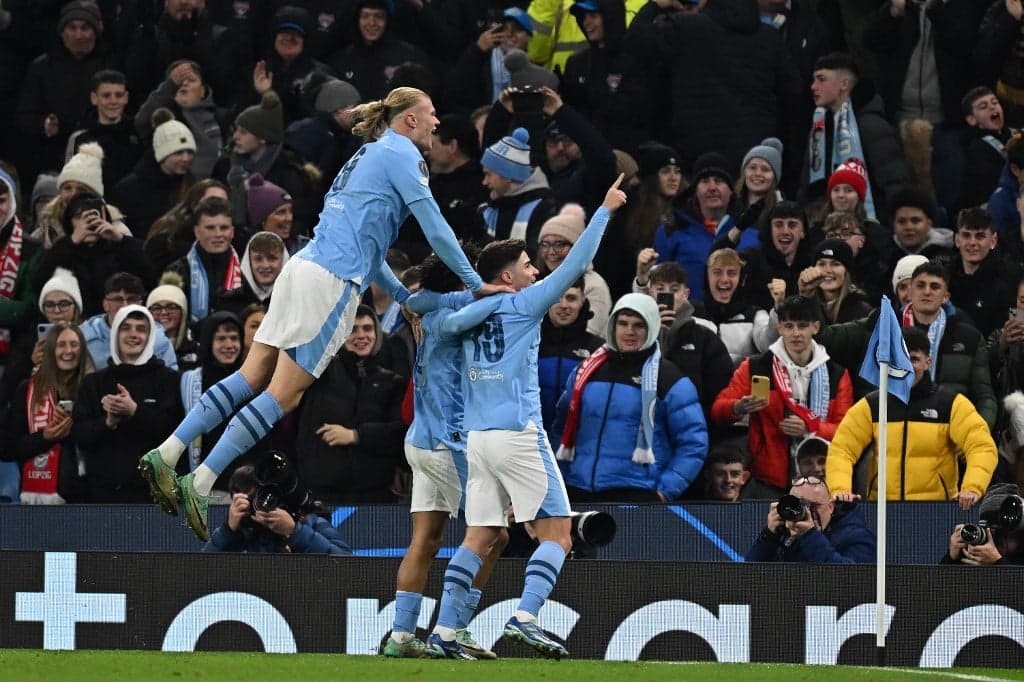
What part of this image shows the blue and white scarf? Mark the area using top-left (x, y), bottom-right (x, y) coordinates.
top-left (491, 49), bottom-right (511, 103)
top-left (808, 102), bottom-right (877, 220)
top-left (902, 303), bottom-right (946, 380)
top-left (180, 368), bottom-right (204, 471)
top-left (186, 243), bottom-right (242, 322)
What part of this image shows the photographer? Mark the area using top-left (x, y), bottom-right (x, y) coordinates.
top-left (942, 484), bottom-right (1024, 566)
top-left (744, 475), bottom-right (875, 564)
top-left (202, 465), bottom-right (352, 555)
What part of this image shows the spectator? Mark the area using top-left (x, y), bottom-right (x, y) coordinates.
top-left (885, 185), bottom-right (954, 276)
top-left (536, 204), bottom-right (611, 335)
top-left (986, 133), bottom-right (1024, 236)
top-left (3, 269), bottom-right (84, 400)
top-left (479, 127), bottom-right (557, 250)
top-left (624, 142), bottom-right (683, 256)
top-left (26, 174), bottom-right (58, 234)
top-left (216, 91), bottom-right (320, 236)
top-left (796, 238), bottom-right (872, 324)
top-left (326, 0), bottom-right (431, 102)
top-left (446, 7), bottom-right (534, 112)
top-left (975, 0), bottom-right (1024, 129)
top-left (958, 87), bottom-right (1015, 211)
top-left (397, 113), bottom-right (489, 259)
top-left (217, 231), bottom-right (288, 316)
top-left (32, 143), bottom-right (129, 249)
top-left (0, 168), bottom-right (42, 381)
top-left (862, 0), bottom-right (980, 216)
top-left (743, 475), bottom-right (875, 563)
top-left (820, 211), bottom-right (889, 303)
top-left (820, 158), bottom-right (874, 230)
top-left (694, 444), bottom-right (752, 502)
top-left (180, 311), bottom-right (246, 492)
top-left (827, 326), bottom-right (997, 507)
top-left (134, 60), bottom-right (223, 180)
top-left (244, 174), bottom-right (303, 255)
top-left (730, 138), bottom-right (785, 249)
top-left (562, 0), bottom-right (654, 153)
top-left (3, 322), bottom-right (92, 504)
top-left (65, 69), bottom-right (142, 190)
top-left (285, 79), bottom-right (364, 184)
top-left (202, 464), bottom-right (352, 555)
top-left (891, 253), bottom-right (929, 309)
top-left (795, 435), bottom-right (829, 479)
top-left (15, 1), bottom-right (118, 179)
top-left (946, 207), bottom-right (1020, 338)
top-left (252, 6), bottom-right (335, 126)
top-left (72, 305), bottom-right (183, 503)
top-left (110, 109), bottom-right (197, 240)
top-left (942, 484), bottom-right (1024, 565)
top-left (712, 295), bottom-right (853, 494)
top-left (539, 278), bottom-right (604, 441)
top-left (80, 272), bottom-right (178, 370)
top-left (32, 192), bottom-right (153, 318)
top-left (239, 302), bottom-right (266, 359)
top-left (553, 293), bottom-right (708, 501)
top-left (626, 0), bottom-right (800, 171)
top-left (803, 52), bottom-right (910, 221)
top-left (697, 248), bottom-right (773, 366)
top-left (144, 179), bottom-right (230, 274)
top-left (146, 274), bottom-right (197, 371)
top-left (294, 305), bottom-right (408, 504)
top-left (642, 261), bottom-right (733, 419)
top-left (737, 200), bottom-right (816, 311)
top-left (528, 0), bottom-right (622, 73)
top-left (164, 196), bottom-right (242, 323)
top-left (654, 152), bottom-right (738, 302)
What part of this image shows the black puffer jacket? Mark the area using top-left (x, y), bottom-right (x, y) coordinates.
top-left (110, 152), bottom-right (193, 240)
top-left (626, 0), bottom-right (801, 170)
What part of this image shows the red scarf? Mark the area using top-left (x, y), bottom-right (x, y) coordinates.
top-left (771, 354), bottom-right (822, 434)
top-left (557, 346), bottom-right (609, 458)
top-left (22, 378), bottom-right (61, 497)
top-left (225, 248), bottom-right (243, 292)
top-left (0, 218), bottom-right (24, 355)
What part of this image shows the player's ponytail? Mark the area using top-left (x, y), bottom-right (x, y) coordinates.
top-left (351, 87), bottom-right (429, 141)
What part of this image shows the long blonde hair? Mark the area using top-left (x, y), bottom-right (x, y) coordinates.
top-left (351, 87), bottom-right (429, 141)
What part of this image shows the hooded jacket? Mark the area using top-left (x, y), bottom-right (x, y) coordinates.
top-left (72, 306), bottom-right (183, 499)
top-left (294, 312), bottom-right (408, 502)
top-left (712, 340), bottom-right (853, 489)
top-left (552, 295), bottom-right (708, 499)
top-left (827, 374), bottom-right (997, 502)
top-left (217, 232), bottom-right (290, 316)
top-left (986, 165), bottom-right (1020, 237)
top-left (538, 299), bottom-right (605, 441)
top-left (326, 30), bottom-right (429, 102)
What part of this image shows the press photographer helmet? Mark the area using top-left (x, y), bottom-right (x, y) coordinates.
top-left (569, 511), bottom-right (617, 549)
top-left (777, 494), bottom-right (806, 522)
top-left (249, 451), bottom-right (320, 518)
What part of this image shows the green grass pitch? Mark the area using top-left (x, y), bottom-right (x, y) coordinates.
top-left (2, 651), bottom-right (1024, 682)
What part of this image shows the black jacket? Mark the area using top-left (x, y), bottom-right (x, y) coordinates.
top-left (662, 308), bottom-right (734, 421)
top-left (294, 348), bottom-right (407, 503)
top-left (945, 252), bottom-right (1022, 339)
top-left (327, 32), bottom-right (430, 102)
top-left (959, 126), bottom-right (1014, 211)
top-left (72, 357), bottom-right (183, 500)
top-left (109, 152), bottom-right (192, 240)
top-left (626, 0), bottom-right (801, 170)
top-left (66, 112), bottom-right (144, 190)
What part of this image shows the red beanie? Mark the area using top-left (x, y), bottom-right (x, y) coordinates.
top-left (827, 158), bottom-right (868, 201)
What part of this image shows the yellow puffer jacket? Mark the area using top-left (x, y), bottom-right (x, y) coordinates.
top-left (527, 0), bottom-right (646, 72)
top-left (826, 382), bottom-right (997, 501)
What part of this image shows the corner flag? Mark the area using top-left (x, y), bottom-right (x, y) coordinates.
top-left (858, 296), bottom-right (914, 403)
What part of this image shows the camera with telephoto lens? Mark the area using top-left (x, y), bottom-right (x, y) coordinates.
top-left (777, 494), bottom-right (807, 522)
top-left (979, 494), bottom-right (1024, 531)
top-left (248, 451), bottom-right (320, 518)
top-left (510, 85), bottom-right (544, 115)
top-left (960, 523), bottom-right (988, 546)
top-left (569, 511), bottom-right (617, 549)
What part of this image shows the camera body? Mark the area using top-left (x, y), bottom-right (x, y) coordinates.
top-left (247, 451), bottom-right (320, 519)
top-left (510, 85), bottom-right (544, 115)
top-left (777, 494), bottom-right (806, 522)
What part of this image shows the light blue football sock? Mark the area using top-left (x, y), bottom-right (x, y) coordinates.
top-left (456, 587), bottom-right (482, 629)
top-left (434, 546), bottom-right (483, 633)
top-left (518, 540), bottom-right (566, 617)
top-left (393, 590), bottom-right (422, 635)
top-left (203, 392), bottom-right (284, 475)
top-left (172, 371), bottom-right (254, 445)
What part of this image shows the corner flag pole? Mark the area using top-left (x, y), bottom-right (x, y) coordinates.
top-left (876, 360), bottom-right (888, 667)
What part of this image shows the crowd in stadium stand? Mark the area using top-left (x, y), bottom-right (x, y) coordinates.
top-left (3, 0), bottom-right (1024, 517)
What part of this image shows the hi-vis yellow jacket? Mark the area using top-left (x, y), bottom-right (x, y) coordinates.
top-left (527, 0), bottom-right (646, 73)
top-left (826, 381), bottom-right (997, 501)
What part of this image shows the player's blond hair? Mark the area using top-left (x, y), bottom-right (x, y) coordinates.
top-left (351, 87), bottom-right (428, 141)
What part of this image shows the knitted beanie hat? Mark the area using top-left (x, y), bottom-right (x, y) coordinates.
top-left (741, 137), bottom-right (783, 182)
top-left (691, 151), bottom-right (734, 186)
top-left (613, 149), bottom-right (639, 184)
top-left (38, 268), bottom-right (83, 314)
top-left (828, 158), bottom-right (868, 201)
top-left (891, 254), bottom-right (929, 295)
top-left (539, 203), bottom-right (586, 245)
top-left (504, 49), bottom-right (560, 91)
top-left (58, 142), bottom-right (105, 196)
top-left (636, 142), bottom-right (681, 180)
top-left (236, 91), bottom-right (285, 144)
top-left (810, 237), bottom-right (854, 271)
top-left (482, 127), bottom-right (532, 182)
top-left (315, 79), bottom-right (362, 114)
top-left (152, 108), bottom-right (197, 162)
top-left (58, 0), bottom-right (102, 34)
top-left (247, 173), bottom-right (292, 227)
top-left (31, 173), bottom-right (59, 208)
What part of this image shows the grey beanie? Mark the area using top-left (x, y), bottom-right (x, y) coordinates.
top-left (315, 79), bottom-right (362, 114)
top-left (741, 137), bottom-right (783, 183)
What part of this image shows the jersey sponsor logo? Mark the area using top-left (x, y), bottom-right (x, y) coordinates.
top-left (468, 366), bottom-right (504, 382)
top-left (418, 160), bottom-right (429, 186)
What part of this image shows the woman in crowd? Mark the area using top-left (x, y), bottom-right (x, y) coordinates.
top-left (147, 273), bottom-right (197, 370)
top-left (624, 143), bottom-right (684, 255)
top-left (3, 322), bottom-right (92, 504)
top-left (143, 179), bottom-right (230, 274)
top-left (731, 138), bottom-right (783, 249)
top-left (239, 302), bottom-right (266, 360)
top-left (798, 238), bottom-right (873, 324)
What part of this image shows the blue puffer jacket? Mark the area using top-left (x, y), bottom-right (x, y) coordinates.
top-left (538, 305), bottom-right (605, 441)
top-left (552, 295), bottom-right (708, 499)
top-left (203, 514), bottom-right (353, 555)
top-left (653, 203), bottom-right (736, 302)
top-left (743, 505), bottom-right (875, 564)
top-left (987, 165), bottom-right (1019, 236)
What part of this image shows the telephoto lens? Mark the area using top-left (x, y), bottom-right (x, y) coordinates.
top-left (960, 523), bottom-right (987, 547)
top-left (777, 494), bottom-right (806, 522)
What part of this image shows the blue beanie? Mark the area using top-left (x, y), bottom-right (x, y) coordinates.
top-left (482, 128), bottom-right (532, 183)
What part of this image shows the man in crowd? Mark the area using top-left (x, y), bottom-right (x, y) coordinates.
top-left (80, 272), bottom-right (178, 370)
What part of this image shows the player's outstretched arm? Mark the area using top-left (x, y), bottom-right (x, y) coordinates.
top-left (439, 295), bottom-right (504, 336)
top-left (372, 262), bottom-right (410, 304)
top-left (520, 173), bottom-right (627, 316)
top-left (408, 198), bottom-right (484, 292)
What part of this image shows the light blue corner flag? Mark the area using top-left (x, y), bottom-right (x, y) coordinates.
top-left (858, 296), bottom-right (914, 403)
